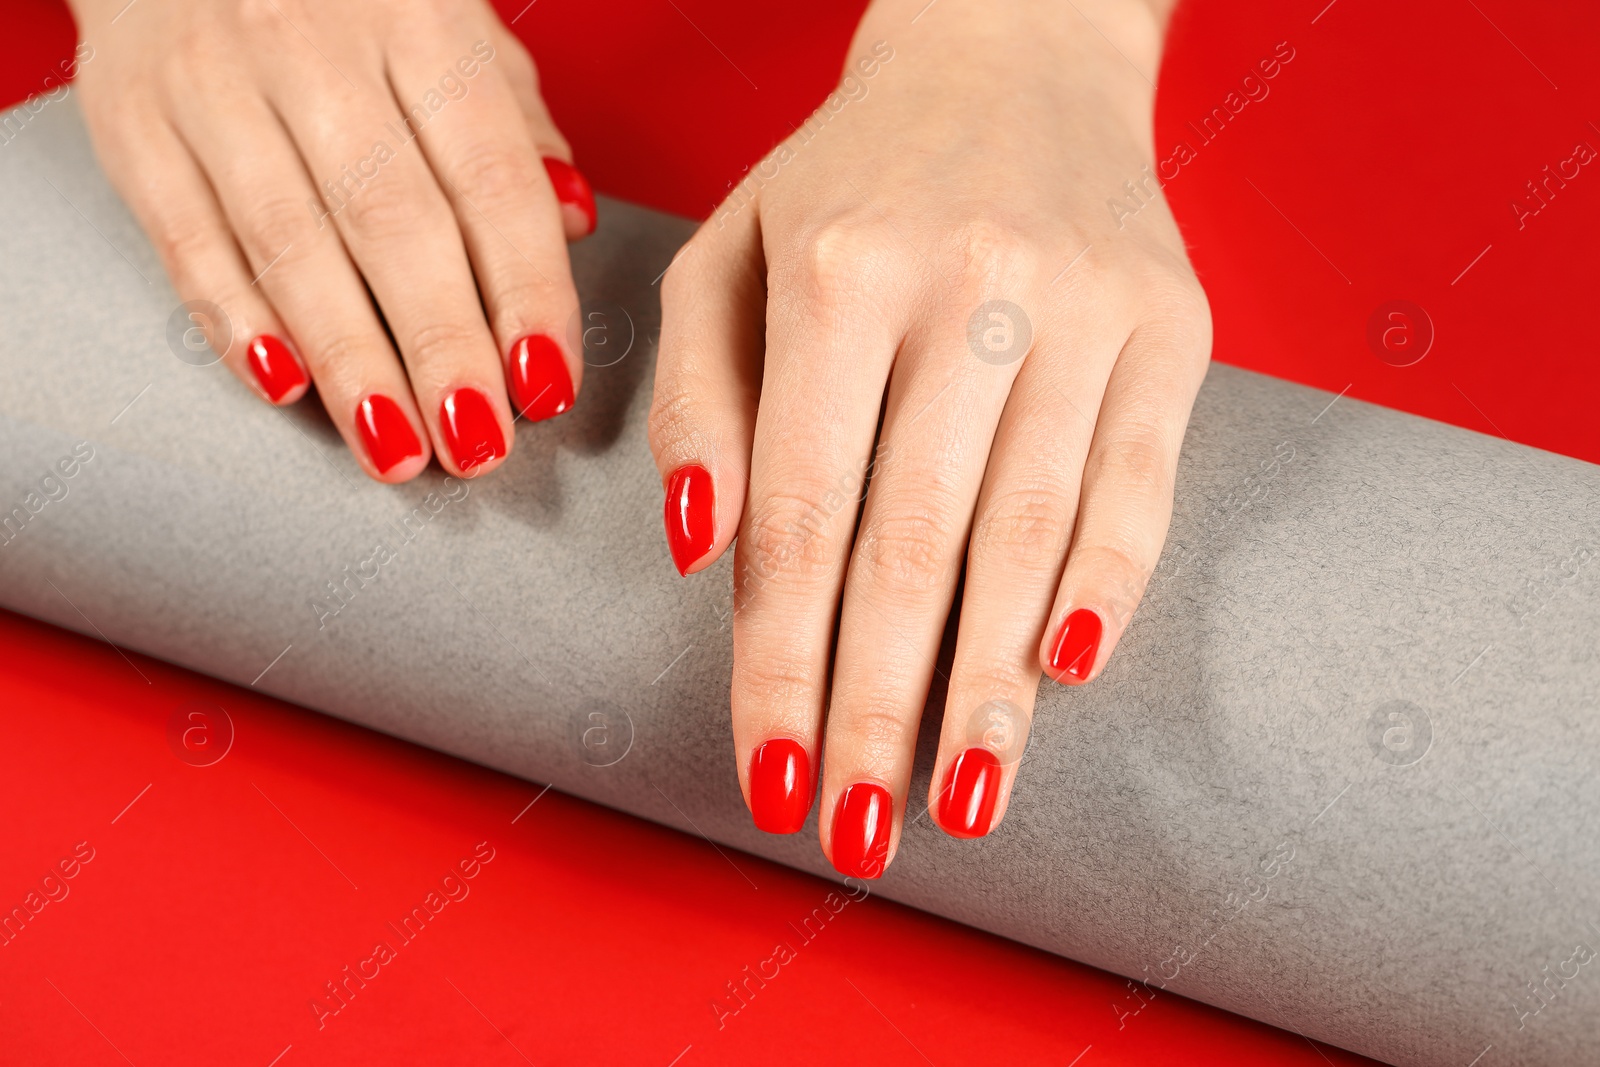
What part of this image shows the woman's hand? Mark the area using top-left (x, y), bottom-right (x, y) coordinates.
top-left (71, 0), bottom-right (594, 481)
top-left (650, 0), bottom-right (1208, 876)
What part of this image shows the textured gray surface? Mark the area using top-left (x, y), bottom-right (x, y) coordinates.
top-left (3, 99), bottom-right (1598, 1067)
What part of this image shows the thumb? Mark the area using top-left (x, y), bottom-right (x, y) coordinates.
top-left (648, 202), bottom-right (765, 575)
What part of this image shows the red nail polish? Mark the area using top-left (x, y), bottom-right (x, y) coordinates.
top-left (664, 463), bottom-right (715, 575)
top-left (355, 395), bottom-right (423, 474)
top-left (509, 334), bottom-right (574, 422)
top-left (438, 388), bottom-right (506, 473)
top-left (749, 739), bottom-right (813, 834)
top-left (246, 335), bottom-right (307, 403)
top-left (830, 783), bottom-right (892, 879)
top-left (937, 748), bottom-right (1002, 839)
top-left (1048, 607), bottom-right (1103, 683)
top-left (543, 157), bottom-right (597, 236)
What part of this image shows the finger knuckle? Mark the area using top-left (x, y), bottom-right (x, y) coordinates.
top-left (787, 218), bottom-right (894, 309)
top-left (1079, 540), bottom-right (1147, 582)
top-left (971, 488), bottom-right (1071, 573)
top-left (147, 213), bottom-right (216, 276)
top-left (646, 386), bottom-right (700, 459)
top-left (947, 218), bottom-right (1037, 293)
top-left (488, 276), bottom-right (561, 334)
top-left (838, 703), bottom-right (918, 757)
top-left (739, 490), bottom-right (847, 594)
top-left (404, 319), bottom-right (483, 370)
top-left (854, 510), bottom-right (957, 595)
top-left (1070, 541), bottom-right (1151, 625)
top-left (450, 143), bottom-right (542, 209)
top-left (236, 195), bottom-right (318, 266)
top-left (1090, 425), bottom-right (1174, 493)
top-left (952, 662), bottom-right (1037, 705)
top-left (730, 656), bottom-right (818, 708)
top-left (340, 177), bottom-right (431, 241)
top-left (302, 333), bottom-right (377, 395)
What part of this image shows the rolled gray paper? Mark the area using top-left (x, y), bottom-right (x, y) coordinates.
top-left (3, 99), bottom-right (1597, 1067)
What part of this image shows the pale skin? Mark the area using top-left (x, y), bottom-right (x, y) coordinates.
top-left (69, 0), bottom-right (589, 481)
top-left (71, 0), bottom-right (1207, 876)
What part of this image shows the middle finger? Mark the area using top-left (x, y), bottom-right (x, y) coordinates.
top-left (818, 300), bottom-right (1020, 878)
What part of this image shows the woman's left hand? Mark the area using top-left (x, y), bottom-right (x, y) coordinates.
top-left (649, 0), bottom-right (1210, 877)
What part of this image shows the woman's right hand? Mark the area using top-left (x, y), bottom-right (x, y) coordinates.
top-left (69, 0), bottom-right (595, 481)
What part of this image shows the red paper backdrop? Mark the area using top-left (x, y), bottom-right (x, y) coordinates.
top-left (3, 0), bottom-right (1595, 1062)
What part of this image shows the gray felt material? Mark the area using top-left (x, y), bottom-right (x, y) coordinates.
top-left (2, 99), bottom-right (1597, 1067)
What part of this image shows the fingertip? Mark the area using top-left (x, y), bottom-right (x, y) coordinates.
top-left (933, 747), bottom-right (1003, 839)
top-left (748, 737), bottom-right (814, 835)
top-left (437, 386), bottom-right (512, 478)
top-left (826, 781), bottom-right (894, 880)
top-left (244, 334), bottom-right (309, 405)
top-left (664, 462), bottom-right (717, 575)
top-left (352, 394), bottom-right (431, 483)
top-left (1042, 606), bottom-right (1104, 686)
top-left (559, 202), bottom-right (595, 242)
top-left (542, 156), bottom-right (596, 239)
top-left (508, 333), bottom-right (577, 423)
top-left (266, 382), bottom-right (311, 407)
top-left (368, 452), bottom-right (431, 484)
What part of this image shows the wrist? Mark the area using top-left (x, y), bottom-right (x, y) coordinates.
top-left (855, 0), bottom-right (1168, 67)
top-left (850, 0), bottom-right (1166, 150)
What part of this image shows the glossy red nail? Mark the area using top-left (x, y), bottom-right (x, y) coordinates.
top-left (830, 783), bottom-right (892, 879)
top-left (543, 157), bottom-right (597, 236)
top-left (749, 739), bottom-right (813, 834)
top-left (355, 395), bottom-right (423, 474)
top-left (937, 748), bottom-right (1002, 839)
top-left (1048, 607), bottom-right (1103, 683)
top-left (438, 388), bottom-right (506, 473)
top-left (509, 334), bottom-right (574, 422)
top-left (246, 335), bottom-right (307, 403)
top-left (664, 463), bottom-right (715, 575)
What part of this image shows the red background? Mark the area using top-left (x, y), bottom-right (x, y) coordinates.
top-left (3, 0), bottom-right (1595, 1062)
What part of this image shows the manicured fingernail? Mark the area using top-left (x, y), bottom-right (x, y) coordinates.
top-left (749, 739), bottom-right (813, 834)
top-left (355, 394), bottom-right (423, 474)
top-left (246, 334), bottom-right (307, 403)
top-left (509, 334), bottom-right (575, 422)
top-left (543, 157), bottom-right (597, 236)
top-left (664, 463), bottom-right (715, 575)
top-left (937, 748), bottom-right (1002, 839)
top-left (830, 782), bottom-right (892, 879)
top-left (1048, 607), bottom-right (1103, 683)
top-left (438, 387), bottom-right (506, 473)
